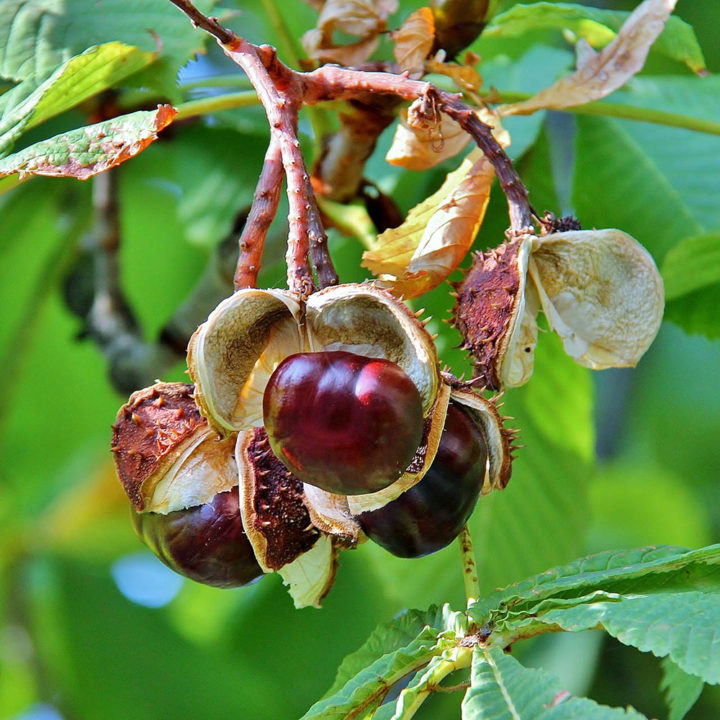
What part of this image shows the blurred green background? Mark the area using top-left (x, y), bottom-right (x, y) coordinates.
top-left (1, 0), bottom-right (719, 718)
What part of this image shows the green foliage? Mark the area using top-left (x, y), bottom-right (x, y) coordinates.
top-left (0, 42), bottom-right (155, 154)
top-left (661, 658), bottom-right (705, 720)
top-left (484, 2), bottom-right (705, 72)
top-left (462, 647), bottom-right (645, 719)
top-left (1, 1), bottom-right (719, 719)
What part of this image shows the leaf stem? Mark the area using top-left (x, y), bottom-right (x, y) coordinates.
top-left (222, 40), bottom-right (338, 294)
top-left (174, 90), bottom-right (259, 121)
top-left (459, 524), bottom-right (481, 610)
top-left (491, 90), bottom-right (720, 136)
top-left (234, 138), bottom-right (284, 290)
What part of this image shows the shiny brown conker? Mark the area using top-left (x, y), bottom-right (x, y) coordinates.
top-left (262, 351), bottom-right (424, 495)
top-left (357, 403), bottom-right (488, 558)
top-left (131, 486), bottom-right (263, 588)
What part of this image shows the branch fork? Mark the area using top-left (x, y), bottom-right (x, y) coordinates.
top-left (168, 0), bottom-right (536, 296)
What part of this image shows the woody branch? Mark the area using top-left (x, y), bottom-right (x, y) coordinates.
top-left (168, 0), bottom-right (536, 267)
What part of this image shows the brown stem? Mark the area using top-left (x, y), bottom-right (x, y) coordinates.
top-left (223, 40), bottom-right (338, 294)
top-left (299, 68), bottom-right (534, 233)
top-left (234, 138), bottom-right (283, 290)
top-left (440, 92), bottom-right (535, 232)
top-left (169, 0), bottom-right (535, 248)
top-left (167, 0), bottom-right (234, 43)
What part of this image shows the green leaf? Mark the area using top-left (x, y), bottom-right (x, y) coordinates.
top-left (572, 114), bottom-right (720, 339)
top-left (0, 42), bottom-right (156, 154)
top-left (390, 655), bottom-right (450, 720)
top-left (301, 627), bottom-right (451, 720)
top-left (484, 2), bottom-right (705, 73)
top-left (470, 545), bottom-right (720, 627)
top-left (537, 591), bottom-right (720, 685)
top-left (324, 605), bottom-right (456, 699)
top-left (604, 75), bottom-right (720, 131)
top-left (0, 106), bottom-right (176, 179)
top-left (664, 284), bottom-right (720, 340)
top-left (461, 646), bottom-right (645, 719)
top-left (660, 656), bottom-right (704, 720)
top-left (1, 0), bottom-right (215, 87)
top-left (572, 115), bottom-right (719, 260)
top-left (661, 232), bottom-right (720, 300)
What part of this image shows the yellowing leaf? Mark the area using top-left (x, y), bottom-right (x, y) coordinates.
top-left (425, 55), bottom-right (483, 93)
top-left (364, 144), bottom-right (501, 298)
top-left (0, 105), bottom-right (177, 180)
top-left (529, 229), bottom-right (665, 369)
top-left (499, 0), bottom-right (677, 116)
top-left (392, 7), bottom-right (435, 75)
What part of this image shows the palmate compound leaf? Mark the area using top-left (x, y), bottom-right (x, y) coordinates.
top-left (470, 545), bottom-right (720, 628)
top-left (0, 42), bottom-right (155, 155)
top-left (462, 646), bottom-right (646, 720)
top-left (484, 1), bottom-right (705, 74)
top-left (534, 591), bottom-right (720, 686)
top-left (323, 605), bottom-right (459, 698)
top-left (0, 106), bottom-right (177, 180)
top-left (363, 146), bottom-right (499, 299)
top-left (660, 657), bottom-right (704, 720)
top-left (301, 625), bottom-right (456, 720)
top-left (498, 0), bottom-right (680, 118)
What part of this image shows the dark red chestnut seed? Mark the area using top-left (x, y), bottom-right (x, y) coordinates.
top-left (358, 403), bottom-right (488, 558)
top-left (263, 351), bottom-right (424, 495)
top-left (132, 486), bottom-right (263, 588)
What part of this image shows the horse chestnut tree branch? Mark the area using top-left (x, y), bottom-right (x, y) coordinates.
top-left (105, 1), bottom-right (676, 718)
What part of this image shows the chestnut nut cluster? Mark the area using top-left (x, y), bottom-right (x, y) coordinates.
top-left (112, 284), bottom-right (515, 608)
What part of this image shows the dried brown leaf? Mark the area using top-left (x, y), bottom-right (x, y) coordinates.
top-left (499, 0), bottom-right (677, 116)
top-left (393, 7), bottom-right (435, 75)
top-left (302, 0), bottom-right (398, 65)
top-left (386, 104), bottom-right (498, 171)
top-left (386, 109), bottom-right (471, 170)
top-left (364, 140), bottom-right (505, 298)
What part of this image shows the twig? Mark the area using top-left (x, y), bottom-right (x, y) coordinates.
top-left (80, 173), bottom-right (241, 392)
top-left (315, 96), bottom-right (400, 203)
top-left (222, 40), bottom-right (335, 295)
top-left (167, 0), bottom-right (233, 43)
top-left (235, 138), bottom-right (284, 290)
top-left (438, 92), bottom-right (535, 232)
top-left (168, 0), bottom-right (535, 274)
top-left (458, 524), bottom-right (480, 610)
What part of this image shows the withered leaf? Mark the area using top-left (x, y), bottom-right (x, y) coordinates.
top-left (386, 103), bottom-right (499, 171)
top-left (303, 0), bottom-right (398, 65)
top-left (425, 56), bottom-right (483, 93)
top-left (499, 0), bottom-right (677, 116)
top-left (392, 7), bottom-right (435, 75)
top-left (386, 109), bottom-right (472, 170)
top-left (365, 142), bottom-right (503, 298)
top-left (0, 105), bottom-right (176, 180)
